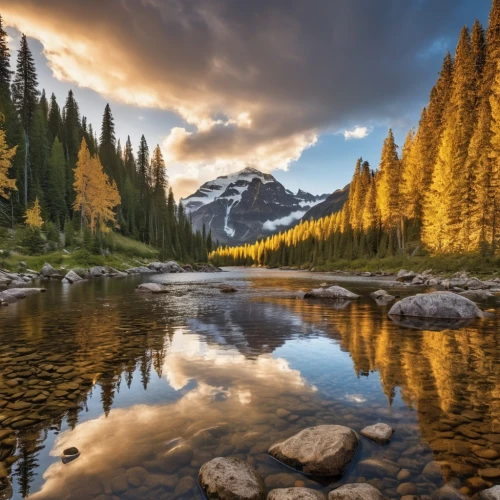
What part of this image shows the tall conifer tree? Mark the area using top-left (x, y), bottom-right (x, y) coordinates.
top-left (12, 34), bottom-right (39, 207)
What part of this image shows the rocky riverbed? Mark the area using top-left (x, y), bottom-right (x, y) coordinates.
top-left (0, 268), bottom-right (499, 499)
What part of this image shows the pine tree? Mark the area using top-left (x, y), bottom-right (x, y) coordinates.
top-left (423, 27), bottom-right (476, 253)
top-left (487, 63), bottom-right (500, 253)
top-left (376, 129), bottom-right (403, 247)
top-left (12, 34), bottom-right (39, 207)
top-left (29, 95), bottom-right (49, 202)
top-left (47, 137), bottom-right (67, 226)
top-left (0, 15), bottom-right (11, 90)
top-left (99, 103), bottom-right (118, 182)
top-left (47, 93), bottom-right (62, 143)
top-left (62, 90), bottom-right (81, 210)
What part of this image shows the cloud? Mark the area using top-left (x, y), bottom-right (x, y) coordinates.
top-left (262, 210), bottom-right (306, 231)
top-left (343, 126), bottom-right (371, 140)
top-left (2, 0), bottom-right (473, 194)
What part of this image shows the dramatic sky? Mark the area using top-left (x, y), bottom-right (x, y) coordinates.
top-left (1, 0), bottom-right (491, 197)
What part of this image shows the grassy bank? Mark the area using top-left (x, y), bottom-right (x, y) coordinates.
top-left (0, 229), bottom-right (159, 272)
top-left (309, 254), bottom-right (500, 277)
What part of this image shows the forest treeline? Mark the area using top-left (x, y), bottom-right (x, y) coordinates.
top-left (211, 0), bottom-right (500, 268)
top-left (0, 19), bottom-right (213, 261)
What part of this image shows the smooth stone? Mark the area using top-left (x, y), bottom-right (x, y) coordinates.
top-left (397, 469), bottom-right (411, 481)
top-left (135, 283), bottom-right (169, 293)
top-left (388, 291), bottom-right (483, 319)
top-left (199, 457), bottom-right (267, 500)
top-left (431, 485), bottom-right (467, 499)
top-left (328, 483), bottom-right (385, 499)
top-left (268, 425), bottom-right (359, 477)
top-left (479, 468), bottom-right (500, 480)
top-left (174, 476), bottom-right (195, 496)
top-left (360, 423), bottom-right (393, 444)
top-left (268, 487), bottom-right (326, 499)
top-left (358, 458), bottom-right (400, 478)
top-left (161, 444), bottom-right (193, 472)
top-left (125, 466), bottom-right (148, 487)
top-left (479, 486), bottom-right (500, 499)
top-left (397, 483), bottom-right (417, 496)
top-left (304, 286), bottom-right (360, 300)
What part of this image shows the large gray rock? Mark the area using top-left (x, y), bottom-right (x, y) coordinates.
top-left (304, 286), bottom-right (360, 300)
top-left (479, 486), bottom-right (500, 500)
top-left (64, 270), bottom-right (83, 284)
top-left (199, 457), bottom-right (266, 500)
top-left (328, 484), bottom-right (385, 500)
top-left (360, 423), bottom-right (393, 444)
top-left (3, 288), bottom-right (45, 298)
top-left (136, 283), bottom-right (169, 294)
top-left (149, 261), bottom-right (185, 273)
top-left (89, 266), bottom-right (107, 277)
top-left (40, 263), bottom-right (58, 277)
top-left (7, 279), bottom-right (27, 288)
top-left (268, 488), bottom-right (326, 499)
top-left (268, 425), bottom-right (359, 476)
top-left (0, 291), bottom-right (18, 303)
top-left (388, 292), bottom-right (483, 319)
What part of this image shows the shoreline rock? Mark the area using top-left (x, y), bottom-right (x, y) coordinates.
top-left (268, 425), bottom-right (359, 477)
top-left (135, 283), bottom-right (169, 294)
top-left (304, 286), bottom-right (360, 300)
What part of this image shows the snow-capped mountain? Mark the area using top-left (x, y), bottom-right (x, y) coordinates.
top-left (182, 167), bottom-right (329, 244)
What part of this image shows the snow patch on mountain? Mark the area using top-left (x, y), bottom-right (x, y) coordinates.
top-left (183, 167), bottom-right (275, 212)
top-left (262, 210), bottom-right (307, 231)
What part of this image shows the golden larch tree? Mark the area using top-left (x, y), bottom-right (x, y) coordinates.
top-left (0, 125), bottom-right (17, 199)
top-left (25, 197), bottom-right (43, 228)
top-left (73, 138), bottom-right (120, 233)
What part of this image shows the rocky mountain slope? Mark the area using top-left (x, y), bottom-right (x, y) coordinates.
top-left (182, 167), bottom-right (331, 244)
top-left (301, 184), bottom-right (350, 221)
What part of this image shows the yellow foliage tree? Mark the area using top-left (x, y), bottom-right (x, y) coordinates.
top-left (0, 126), bottom-right (17, 199)
top-left (73, 138), bottom-right (121, 233)
top-left (25, 197), bottom-right (43, 228)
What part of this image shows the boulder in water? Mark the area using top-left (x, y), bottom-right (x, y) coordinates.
top-left (40, 263), bottom-right (58, 277)
top-left (360, 423), bottom-right (393, 444)
top-left (268, 425), bottom-right (359, 476)
top-left (304, 286), bottom-right (360, 300)
top-left (478, 486), bottom-right (500, 500)
top-left (198, 457), bottom-right (266, 500)
top-left (64, 270), bottom-right (83, 284)
top-left (135, 283), bottom-right (169, 294)
top-left (328, 483), bottom-right (385, 500)
top-left (388, 291), bottom-right (483, 319)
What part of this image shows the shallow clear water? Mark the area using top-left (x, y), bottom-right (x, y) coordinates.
top-left (0, 268), bottom-right (499, 499)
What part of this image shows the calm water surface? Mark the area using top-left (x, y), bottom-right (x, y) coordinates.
top-left (0, 268), bottom-right (499, 499)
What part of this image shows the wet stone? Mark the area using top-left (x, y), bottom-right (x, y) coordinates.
top-left (328, 483), bottom-right (385, 499)
top-left (268, 487), bottom-right (327, 499)
top-left (360, 423), bottom-right (393, 444)
top-left (479, 468), bottom-right (500, 480)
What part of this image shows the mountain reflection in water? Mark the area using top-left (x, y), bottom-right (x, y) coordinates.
top-left (0, 268), bottom-right (498, 499)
